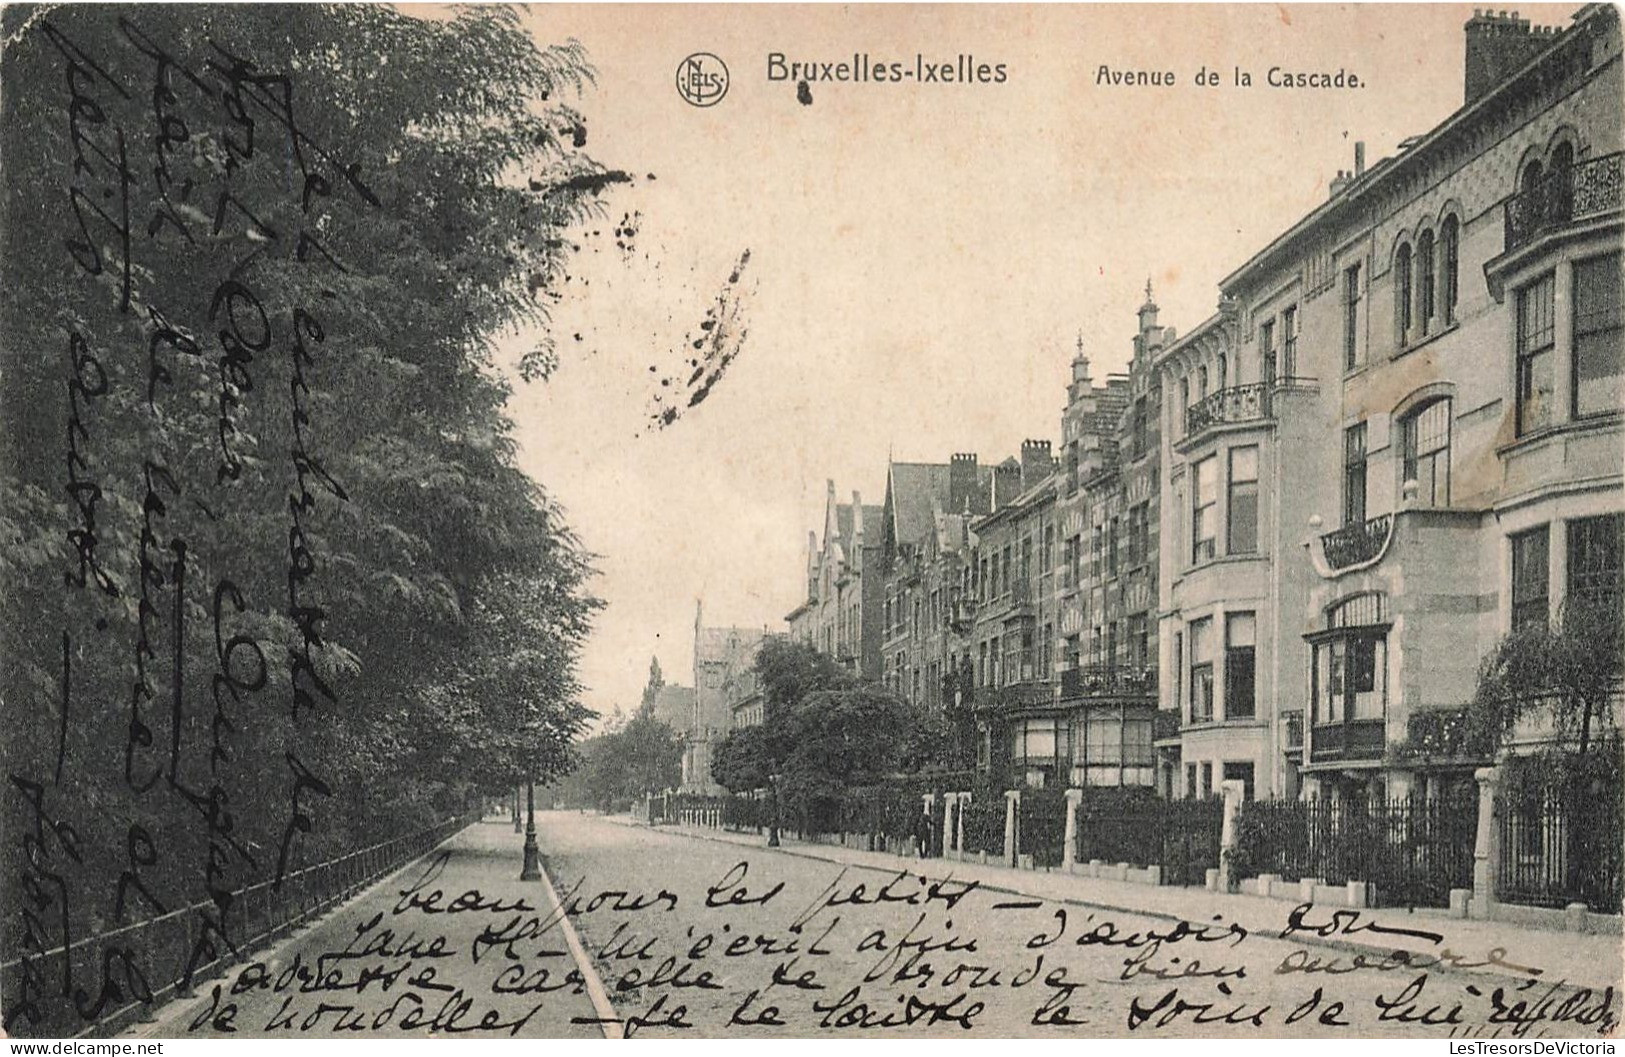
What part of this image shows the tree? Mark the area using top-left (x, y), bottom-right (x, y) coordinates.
top-left (549, 713), bottom-right (683, 812)
top-left (1470, 594), bottom-right (1623, 768)
top-left (711, 724), bottom-right (774, 793)
top-left (1470, 593), bottom-right (1623, 903)
top-left (711, 639), bottom-right (942, 830)
top-left (0, 8), bottom-right (617, 1019)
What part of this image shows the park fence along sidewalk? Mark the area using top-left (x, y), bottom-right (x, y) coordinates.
top-left (2, 813), bottom-right (479, 1040)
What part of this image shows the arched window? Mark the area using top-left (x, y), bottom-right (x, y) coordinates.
top-left (1441, 215), bottom-right (1460, 324)
top-left (1216, 353), bottom-right (1227, 390)
top-left (1520, 158), bottom-right (1545, 197)
top-left (1402, 397), bottom-right (1451, 506)
top-left (1417, 229), bottom-right (1435, 336)
top-left (1311, 593), bottom-right (1389, 742)
top-left (1198, 366), bottom-right (1209, 399)
top-left (1395, 242), bottom-right (1413, 341)
top-left (1550, 142), bottom-right (1574, 222)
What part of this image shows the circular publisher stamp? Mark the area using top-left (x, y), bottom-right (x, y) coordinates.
top-left (676, 52), bottom-right (729, 107)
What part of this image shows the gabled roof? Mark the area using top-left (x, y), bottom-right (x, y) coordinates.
top-left (887, 462), bottom-right (952, 544)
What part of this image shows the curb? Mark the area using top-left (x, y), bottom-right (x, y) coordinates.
top-left (623, 817), bottom-right (1618, 994)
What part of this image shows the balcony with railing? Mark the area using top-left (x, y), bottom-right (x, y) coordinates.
top-left (1183, 383), bottom-right (1270, 442)
top-left (1504, 151), bottom-right (1623, 254)
top-left (1309, 718), bottom-right (1386, 762)
top-left (1059, 664), bottom-right (1157, 700)
top-left (1319, 513), bottom-right (1393, 572)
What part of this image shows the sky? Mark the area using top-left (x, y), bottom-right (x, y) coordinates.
top-left (480, 3), bottom-right (1579, 722)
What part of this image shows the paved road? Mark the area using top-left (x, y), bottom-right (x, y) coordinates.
top-left (136, 818), bottom-right (606, 1039)
top-left (135, 812), bottom-right (1620, 1039)
top-left (537, 812), bottom-right (1620, 1039)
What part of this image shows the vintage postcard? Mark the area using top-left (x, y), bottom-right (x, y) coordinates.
top-left (1, 1), bottom-right (1622, 1044)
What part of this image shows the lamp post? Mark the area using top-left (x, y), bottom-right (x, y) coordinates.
top-left (520, 778), bottom-right (542, 881)
top-left (767, 772), bottom-right (782, 848)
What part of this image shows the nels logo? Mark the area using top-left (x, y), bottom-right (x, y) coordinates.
top-left (676, 52), bottom-right (729, 107)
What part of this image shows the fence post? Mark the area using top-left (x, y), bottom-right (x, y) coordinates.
top-left (1062, 789), bottom-right (1084, 873)
top-left (1003, 790), bottom-right (1021, 868)
top-left (954, 792), bottom-right (969, 857)
top-left (941, 793), bottom-right (955, 860)
top-left (1218, 780), bottom-right (1245, 893)
top-left (1471, 765), bottom-right (1502, 919)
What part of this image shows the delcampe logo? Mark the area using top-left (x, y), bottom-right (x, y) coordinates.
top-left (676, 52), bottom-right (729, 107)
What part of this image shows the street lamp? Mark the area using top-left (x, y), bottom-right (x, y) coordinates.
top-left (768, 772), bottom-right (782, 848)
top-left (519, 777), bottom-right (542, 881)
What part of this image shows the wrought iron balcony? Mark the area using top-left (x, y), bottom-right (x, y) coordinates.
top-left (1185, 383), bottom-right (1270, 438)
top-left (1059, 664), bottom-right (1157, 699)
top-left (1282, 709), bottom-right (1304, 752)
top-left (1320, 513), bottom-right (1393, 571)
top-left (1310, 717), bottom-right (1386, 762)
top-left (1504, 151), bottom-right (1623, 253)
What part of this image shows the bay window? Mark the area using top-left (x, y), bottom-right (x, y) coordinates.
top-left (1568, 514), bottom-right (1624, 606)
top-left (1516, 273), bottom-right (1556, 436)
top-left (1573, 253), bottom-right (1623, 419)
top-left (1189, 617), bottom-right (1214, 723)
top-left (1310, 594), bottom-right (1389, 759)
top-left (1510, 525), bottom-right (1550, 630)
top-left (1192, 455), bottom-right (1217, 562)
top-left (1225, 612), bottom-right (1256, 720)
top-left (1228, 445), bottom-right (1259, 553)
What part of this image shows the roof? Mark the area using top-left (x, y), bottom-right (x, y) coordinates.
top-left (1220, 4), bottom-right (1610, 292)
top-left (888, 462), bottom-right (953, 543)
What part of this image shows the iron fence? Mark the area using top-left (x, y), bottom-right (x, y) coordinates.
top-left (1498, 776), bottom-right (1623, 914)
top-left (1077, 792), bottom-right (1222, 886)
top-left (961, 795), bottom-right (1007, 858)
top-left (1, 812), bottom-right (476, 1039)
top-left (1017, 789), bottom-right (1069, 868)
top-left (1232, 794), bottom-right (1475, 908)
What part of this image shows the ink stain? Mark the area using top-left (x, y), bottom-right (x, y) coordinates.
top-left (644, 249), bottom-right (753, 433)
top-left (797, 80), bottom-right (813, 106)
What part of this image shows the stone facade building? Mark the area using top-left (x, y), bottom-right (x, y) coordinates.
top-left (785, 481), bottom-right (884, 681)
top-left (1158, 3), bottom-right (1622, 802)
top-left (681, 603), bottom-right (767, 793)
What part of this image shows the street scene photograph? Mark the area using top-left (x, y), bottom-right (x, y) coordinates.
top-left (1, 0), bottom-right (1622, 1044)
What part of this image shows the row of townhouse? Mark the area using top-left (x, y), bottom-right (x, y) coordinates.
top-left (784, 309), bottom-right (1173, 793)
top-left (1162, 3), bottom-right (1622, 802)
top-left (779, 4), bottom-right (1622, 804)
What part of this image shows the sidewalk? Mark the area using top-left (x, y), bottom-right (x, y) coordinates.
top-left (612, 815), bottom-right (1624, 993)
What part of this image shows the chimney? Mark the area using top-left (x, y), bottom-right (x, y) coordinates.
top-left (1463, 9), bottom-right (1551, 104)
top-left (1020, 439), bottom-right (1053, 490)
top-left (993, 459), bottom-right (1022, 508)
top-left (1329, 169), bottom-right (1351, 198)
top-left (948, 453), bottom-right (979, 514)
top-left (1354, 141), bottom-right (1365, 176)
top-left (851, 491), bottom-right (864, 541)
